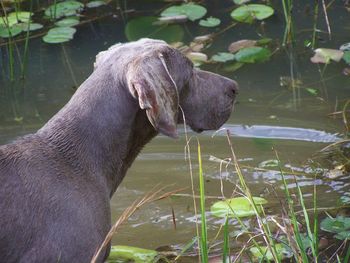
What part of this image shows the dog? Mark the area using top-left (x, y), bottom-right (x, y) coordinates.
top-left (0, 38), bottom-right (238, 263)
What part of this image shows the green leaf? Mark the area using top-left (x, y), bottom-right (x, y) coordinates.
top-left (199, 16), bottom-right (220, 27)
top-left (212, 52), bottom-right (235, 63)
top-left (0, 16), bottom-right (20, 27)
top-left (17, 22), bottom-right (43, 31)
top-left (343, 51), bottom-right (350, 65)
top-left (210, 196), bottom-right (267, 218)
top-left (8, 11), bottom-right (32, 23)
top-left (45, 1), bottom-right (84, 19)
top-left (55, 17), bottom-right (79, 27)
top-left (86, 0), bottom-right (106, 8)
top-left (161, 3), bottom-right (207, 21)
top-left (305, 88), bottom-right (318, 95)
top-left (125, 16), bottom-right (184, 43)
top-left (310, 48), bottom-right (344, 64)
top-left (258, 159), bottom-right (279, 168)
top-left (107, 245), bottom-right (158, 263)
top-left (235, 46), bottom-right (271, 63)
top-left (43, 26), bottom-right (76, 43)
top-left (250, 243), bottom-right (292, 261)
top-left (233, 0), bottom-right (251, 4)
top-left (0, 24), bottom-right (22, 38)
top-left (231, 4), bottom-right (274, 24)
top-left (321, 216), bottom-right (350, 239)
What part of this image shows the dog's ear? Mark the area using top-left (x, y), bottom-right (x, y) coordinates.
top-left (126, 52), bottom-right (179, 138)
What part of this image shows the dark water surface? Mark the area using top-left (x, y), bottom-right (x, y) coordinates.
top-left (0, 0), bottom-right (349, 250)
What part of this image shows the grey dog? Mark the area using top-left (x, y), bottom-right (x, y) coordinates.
top-left (0, 39), bottom-right (238, 263)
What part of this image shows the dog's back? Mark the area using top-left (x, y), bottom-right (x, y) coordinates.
top-left (0, 136), bottom-right (111, 263)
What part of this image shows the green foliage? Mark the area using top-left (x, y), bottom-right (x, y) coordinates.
top-left (161, 3), bottom-right (207, 21)
top-left (249, 243), bottom-right (292, 261)
top-left (125, 16), bottom-right (184, 43)
top-left (55, 17), bottom-right (80, 27)
top-left (210, 197), bottom-right (268, 218)
top-left (321, 216), bottom-right (350, 240)
top-left (212, 52), bottom-right (235, 62)
top-left (231, 4), bottom-right (274, 23)
top-left (343, 51), bottom-right (350, 65)
top-left (199, 17), bottom-right (220, 27)
top-left (235, 47), bottom-right (271, 63)
top-left (45, 1), bottom-right (84, 19)
top-left (42, 27), bottom-right (76, 43)
top-left (107, 245), bottom-right (158, 263)
top-left (86, 0), bottom-right (106, 8)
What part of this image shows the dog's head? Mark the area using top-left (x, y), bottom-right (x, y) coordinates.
top-left (94, 38), bottom-right (238, 138)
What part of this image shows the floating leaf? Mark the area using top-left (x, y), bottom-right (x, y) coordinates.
top-left (233, 0), bottom-right (251, 4)
top-left (223, 62), bottom-right (244, 72)
top-left (86, 0), bottom-right (106, 8)
top-left (259, 159), bottom-right (279, 168)
top-left (310, 48), bottom-right (344, 64)
top-left (210, 197), bottom-right (267, 218)
top-left (212, 52), bottom-right (235, 63)
top-left (340, 43), bottom-right (350, 51)
top-left (45, 1), bottom-right (84, 19)
top-left (125, 16), bottom-right (184, 43)
top-left (250, 244), bottom-right (292, 261)
top-left (343, 51), bottom-right (350, 65)
top-left (17, 22), bottom-right (43, 31)
top-left (228, 39), bottom-right (257, 53)
top-left (235, 46), bottom-right (271, 63)
top-left (107, 245), bottom-right (158, 263)
top-left (0, 17), bottom-right (16, 27)
top-left (161, 3), bottom-right (207, 21)
top-left (43, 26), bottom-right (76, 43)
top-left (199, 16), bottom-right (220, 27)
top-left (320, 216), bottom-right (350, 240)
top-left (8, 11), bottom-right (32, 23)
top-left (231, 4), bottom-right (274, 24)
top-left (186, 52), bottom-right (208, 63)
top-left (0, 24), bottom-right (22, 37)
top-left (55, 17), bottom-right (79, 27)
top-left (305, 88), bottom-right (318, 95)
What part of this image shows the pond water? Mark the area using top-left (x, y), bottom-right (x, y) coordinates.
top-left (0, 0), bottom-right (349, 255)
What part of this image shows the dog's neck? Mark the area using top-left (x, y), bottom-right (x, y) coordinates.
top-left (38, 70), bottom-right (157, 197)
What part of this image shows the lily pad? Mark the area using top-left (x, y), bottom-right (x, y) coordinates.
top-left (8, 11), bottom-right (32, 23)
top-left (212, 52), bottom-right (235, 63)
top-left (343, 51), bottom-right (350, 65)
top-left (321, 216), bottom-right (350, 235)
top-left (55, 17), bottom-right (79, 27)
top-left (42, 26), bottom-right (76, 43)
top-left (125, 16), bottom-right (184, 43)
top-left (258, 159), bottom-right (279, 168)
top-left (199, 17), bottom-right (220, 27)
top-left (233, 0), bottom-right (251, 4)
top-left (17, 22), bottom-right (43, 31)
top-left (0, 24), bottom-right (22, 37)
top-left (211, 196), bottom-right (267, 218)
top-left (250, 243), bottom-right (292, 261)
top-left (231, 4), bottom-right (274, 24)
top-left (107, 245), bottom-right (158, 263)
top-left (228, 39), bottom-right (257, 53)
top-left (235, 46), bottom-right (271, 63)
top-left (86, 0), bottom-right (106, 8)
top-left (161, 3), bottom-right (207, 21)
top-left (0, 16), bottom-right (18, 27)
top-left (310, 48), bottom-right (344, 64)
top-left (45, 1), bottom-right (84, 19)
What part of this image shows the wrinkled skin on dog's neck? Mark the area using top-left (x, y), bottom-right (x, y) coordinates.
top-left (38, 69), bottom-right (157, 197)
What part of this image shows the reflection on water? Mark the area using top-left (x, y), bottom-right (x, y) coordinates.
top-left (0, 0), bottom-right (349, 251)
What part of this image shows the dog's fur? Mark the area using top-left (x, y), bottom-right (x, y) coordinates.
top-left (0, 39), bottom-right (238, 263)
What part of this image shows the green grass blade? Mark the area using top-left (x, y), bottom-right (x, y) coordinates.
top-left (198, 142), bottom-right (208, 263)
